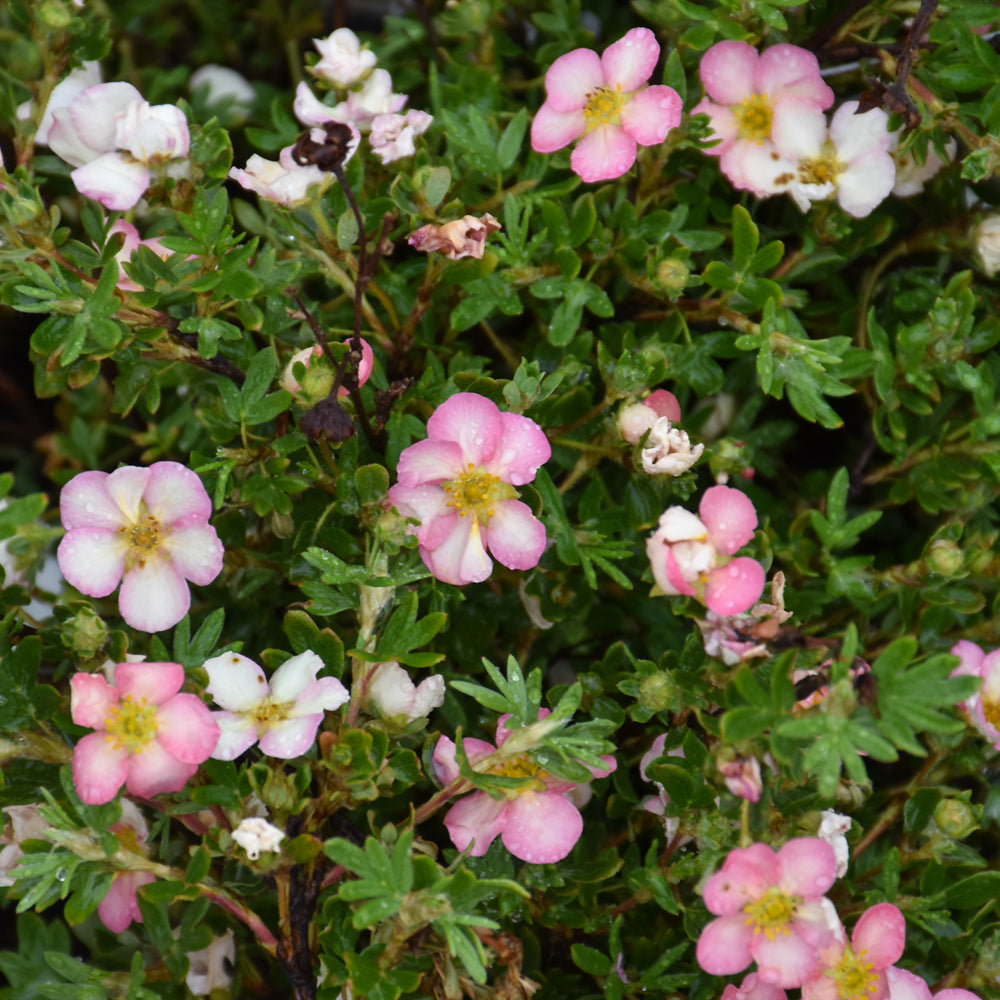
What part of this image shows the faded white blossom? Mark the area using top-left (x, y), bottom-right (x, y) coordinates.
top-left (232, 817), bottom-right (285, 860)
top-left (641, 418), bottom-right (705, 476)
top-left (818, 809), bottom-right (852, 878)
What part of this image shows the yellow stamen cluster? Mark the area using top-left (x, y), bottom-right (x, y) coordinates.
top-left (442, 464), bottom-right (518, 524)
top-left (121, 510), bottom-right (163, 571)
top-left (798, 149), bottom-right (841, 186)
top-left (832, 948), bottom-right (879, 1000)
top-left (251, 698), bottom-right (290, 729)
top-left (736, 94), bottom-right (774, 144)
top-left (104, 695), bottom-right (158, 754)
top-left (583, 85), bottom-right (625, 132)
top-left (490, 753), bottom-right (547, 794)
top-left (743, 886), bottom-right (799, 940)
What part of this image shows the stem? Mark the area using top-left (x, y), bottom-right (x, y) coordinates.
top-left (198, 886), bottom-right (279, 955)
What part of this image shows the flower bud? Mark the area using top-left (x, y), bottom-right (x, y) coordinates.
top-left (38, 0), bottom-right (73, 29)
top-left (639, 671), bottom-right (680, 713)
top-left (655, 257), bottom-right (690, 294)
top-left (933, 797), bottom-right (979, 839)
top-left (63, 607), bottom-right (109, 659)
top-left (927, 538), bottom-right (964, 576)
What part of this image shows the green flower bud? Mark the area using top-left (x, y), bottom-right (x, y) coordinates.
top-left (63, 608), bottom-right (108, 659)
top-left (927, 538), bottom-right (963, 576)
top-left (933, 797), bottom-right (980, 839)
top-left (639, 671), bottom-right (680, 713)
top-left (38, 0), bottom-right (73, 29)
top-left (655, 258), bottom-right (690, 295)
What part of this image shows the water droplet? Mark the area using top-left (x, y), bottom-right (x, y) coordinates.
top-left (55, 868), bottom-right (67, 882)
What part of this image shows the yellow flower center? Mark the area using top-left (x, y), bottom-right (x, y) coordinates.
top-left (831, 947), bottom-right (879, 1000)
top-left (105, 695), bottom-right (158, 754)
top-left (736, 94), bottom-right (773, 143)
top-left (441, 464), bottom-right (518, 524)
top-left (121, 509), bottom-right (163, 572)
top-left (584, 85), bottom-right (625, 130)
top-left (743, 886), bottom-right (799, 940)
top-left (799, 148), bottom-right (842, 186)
top-left (251, 698), bottom-right (290, 729)
top-left (489, 753), bottom-right (547, 794)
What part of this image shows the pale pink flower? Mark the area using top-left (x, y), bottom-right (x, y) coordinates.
top-left (889, 132), bottom-right (954, 196)
top-left (719, 755), bottom-right (763, 803)
top-left (17, 61), bottom-right (102, 145)
top-left (530, 27), bottom-right (682, 183)
top-left (696, 838), bottom-right (840, 988)
top-left (885, 967), bottom-right (982, 1000)
top-left (57, 462), bottom-right (224, 633)
top-left (295, 70), bottom-right (405, 131)
top-left (370, 109), bottom-right (433, 163)
top-left (693, 41), bottom-right (833, 197)
top-left (618, 389), bottom-right (681, 443)
top-left (433, 713), bottom-right (616, 864)
top-left (802, 903), bottom-right (906, 1000)
top-left (108, 220), bottom-right (175, 292)
top-left (47, 82), bottom-right (189, 210)
top-left (280, 341), bottom-right (374, 403)
top-left (189, 65), bottom-right (256, 119)
top-left (723, 974), bottom-right (788, 1000)
top-left (229, 142), bottom-right (337, 208)
top-left (204, 650), bottom-right (349, 760)
top-left (646, 484), bottom-right (764, 616)
top-left (817, 810), bottom-right (852, 879)
top-left (0, 804), bottom-right (50, 886)
top-left (387, 393), bottom-right (551, 586)
top-left (408, 213), bottom-right (501, 260)
top-left (311, 28), bottom-right (377, 89)
top-left (232, 816), bottom-right (285, 860)
top-left (950, 640), bottom-right (1000, 749)
top-left (97, 799), bottom-right (156, 933)
top-left (639, 734), bottom-right (686, 842)
top-left (366, 660), bottom-right (445, 722)
top-left (71, 661), bottom-right (220, 804)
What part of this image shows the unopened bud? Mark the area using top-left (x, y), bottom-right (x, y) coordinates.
top-left (655, 258), bottom-right (690, 294)
top-left (933, 797), bottom-right (979, 839)
top-left (927, 538), bottom-right (964, 576)
top-left (639, 671), bottom-right (680, 713)
top-left (63, 608), bottom-right (108, 658)
top-left (38, 0), bottom-right (73, 29)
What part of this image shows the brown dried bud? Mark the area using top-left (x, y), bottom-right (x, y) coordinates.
top-left (292, 121), bottom-right (357, 173)
top-left (299, 397), bottom-right (356, 442)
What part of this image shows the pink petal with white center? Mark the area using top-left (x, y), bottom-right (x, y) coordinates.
top-left (115, 661), bottom-right (185, 705)
top-left (752, 931), bottom-right (820, 989)
top-left (59, 470), bottom-right (126, 530)
top-left (161, 523), bottom-right (224, 586)
top-left (443, 791), bottom-right (507, 856)
top-left (127, 738), bottom-right (199, 798)
top-left (73, 732), bottom-right (130, 804)
top-left (695, 912), bottom-right (754, 975)
top-left (425, 516), bottom-right (493, 585)
top-left (836, 150), bottom-right (895, 218)
top-left (529, 102), bottom-right (586, 153)
top-left (699, 42), bottom-right (759, 105)
top-left (258, 715), bottom-right (324, 758)
top-left (288, 676), bottom-right (350, 716)
top-left (57, 528), bottom-right (127, 597)
top-left (701, 484), bottom-right (757, 554)
top-left (693, 98), bottom-right (738, 154)
top-left (570, 124), bottom-right (637, 182)
top-left (885, 967), bottom-right (933, 1000)
top-left (395, 438), bottom-right (467, 487)
top-left (97, 871), bottom-right (154, 933)
top-left (156, 694), bottom-right (220, 763)
top-left (620, 85), bottom-right (682, 146)
top-left (104, 466), bottom-right (153, 524)
top-left (427, 393), bottom-right (504, 467)
top-left (777, 838), bottom-right (837, 896)
top-left (543, 48), bottom-right (605, 113)
top-left (483, 500), bottom-right (546, 571)
top-left (119, 558), bottom-right (191, 633)
top-left (210, 712), bottom-right (261, 760)
top-left (754, 45), bottom-right (833, 108)
top-left (601, 28), bottom-right (660, 93)
top-left (771, 99), bottom-right (828, 161)
top-left (204, 652), bottom-right (269, 711)
top-left (72, 152), bottom-right (150, 211)
top-left (485, 413), bottom-right (552, 486)
top-left (662, 546), bottom-right (698, 596)
top-left (69, 82), bottom-right (144, 152)
top-left (705, 558), bottom-right (765, 616)
top-left (502, 789), bottom-right (583, 863)
top-left (143, 462), bottom-right (212, 525)
top-left (852, 903), bottom-right (905, 969)
top-left (736, 143), bottom-right (799, 199)
top-left (269, 650), bottom-right (324, 702)
top-left (70, 672), bottom-right (117, 728)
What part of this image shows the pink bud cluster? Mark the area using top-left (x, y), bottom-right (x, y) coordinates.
top-left (646, 484), bottom-right (765, 616)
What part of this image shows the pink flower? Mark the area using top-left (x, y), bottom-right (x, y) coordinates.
top-left (646, 484), bottom-right (764, 615)
top-left (310, 28), bottom-right (377, 88)
top-left (802, 903), bottom-right (905, 1000)
top-left (366, 660), bottom-right (445, 722)
top-left (71, 661), bottom-right (220, 804)
top-left (696, 838), bottom-right (840, 988)
top-left (696, 573), bottom-right (793, 665)
top-left (885, 967), bottom-right (982, 1000)
top-left (723, 974), bottom-right (789, 1000)
top-left (370, 109), bottom-right (433, 163)
top-left (694, 41), bottom-right (833, 197)
top-left (433, 713), bottom-right (616, 864)
top-left (229, 141), bottom-right (341, 208)
top-left (294, 71), bottom-right (405, 131)
top-left (108, 220), bottom-right (175, 292)
top-left (203, 650), bottom-right (349, 759)
top-left (387, 393), bottom-right (551, 586)
top-left (530, 27), bottom-right (682, 183)
top-left (949, 640), bottom-right (1000, 749)
top-left (57, 462), bottom-right (224, 633)
top-left (719, 755), bottom-right (763, 803)
top-left (618, 389), bottom-right (682, 443)
top-left (640, 734), bottom-right (686, 842)
top-left (97, 799), bottom-right (156, 933)
top-left (408, 213), bottom-right (501, 260)
top-left (279, 341), bottom-right (374, 404)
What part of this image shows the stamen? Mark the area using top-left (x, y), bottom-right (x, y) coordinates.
top-left (736, 94), bottom-right (773, 144)
top-left (742, 886), bottom-right (799, 940)
top-left (104, 695), bottom-right (158, 754)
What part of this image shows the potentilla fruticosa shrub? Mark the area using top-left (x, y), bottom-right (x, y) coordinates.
top-left (1, 0), bottom-right (1000, 998)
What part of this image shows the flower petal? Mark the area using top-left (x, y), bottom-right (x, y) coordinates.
top-left (752, 932), bottom-right (820, 989)
top-left (432, 735), bottom-right (496, 783)
top-left (700, 42), bottom-right (759, 105)
top-left (269, 650), bottom-right (324, 701)
top-left (700, 485), bottom-right (758, 555)
top-left (426, 393), bottom-right (503, 467)
top-left (127, 738), bottom-right (198, 798)
top-left (621, 85), bottom-right (682, 146)
top-left (484, 412), bottom-right (552, 486)
top-left (777, 838), bottom-right (837, 897)
top-left (543, 48), bottom-right (604, 112)
top-left (69, 82), bottom-right (144, 152)
top-left (71, 152), bottom-right (150, 211)
top-left (205, 653), bottom-right (270, 711)
top-left (395, 438), bottom-right (466, 487)
top-left (694, 98), bottom-right (738, 155)
top-left (115, 661), bottom-right (185, 705)
top-left (443, 791), bottom-right (507, 856)
top-left (258, 715), bottom-right (323, 758)
top-left (836, 150), bottom-right (896, 218)
top-left (118, 558), bottom-right (191, 633)
top-left (703, 843), bottom-right (779, 914)
top-left (288, 676), bottom-right (350, 716)
top-left (771, 98), bottom-right (828, 161)
top-left (484, 500), bottom-right (546, 572)
top-left (696, 913), bottom-right (754, 975)
top-left (73, 732), bottom-right (129, 804)
top-left (160, 523), bottom-right (224, 586)
top-left (59, 471), bottom-right (127, 530)
top-left (755, 45), bottom-right (833, 108)
top-left (210, 712), bottom-right (261, 761)
top-left (529, 102), bottom-right (586, 154)
top-left (852, 902), bottom-right (905, 969)
top-left (104, 466), bottom-right (153, 523)
top-left (71, 672), bottom-right (117, 729)
top-left (143, 463), bottom-right (213, 524)
top-left (424, 515), bottom-right (493, 585)
top-left (884, 967), bottom-right (933, 1000)
top-left (705, 558), bottom-right (765, 616)
top-left (602, 27), bottom-right (659, 93)
top-left (57, 528), bottom-right (127, 598)
top-left (570, 124), bottom-right (637, 182)
top-left (156, 694), bottom-right (220, 764)
top-left (501, 789), bottom-right (583, 863)
top-left (97, 870), bottom-right (154, 933)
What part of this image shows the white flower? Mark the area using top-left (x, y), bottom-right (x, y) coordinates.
top-left (369, 110), bottom-right (433, 163)
top-left (228, 143), bottom-right (334, 208)
top-left (232, 817), bottom-right (285, 860)
top-left (976, 215), bottom-right (1000, 277)
top-left (311, 28), bottom-right (377, 88)
top-left (818, 809), bottom-right (852, 878)
top-left (185, 930), bottom-right (236, 995)
top-left (367, 661), bottom-right (445, 722)
top-left (189, 65), bottom-right (256, 116)
top-left (889, 132), bottom-right (955, 196)
top-left (17, 61), bottom-right (102, 145)
top-left (640, 418), bottom-right (705, 476)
